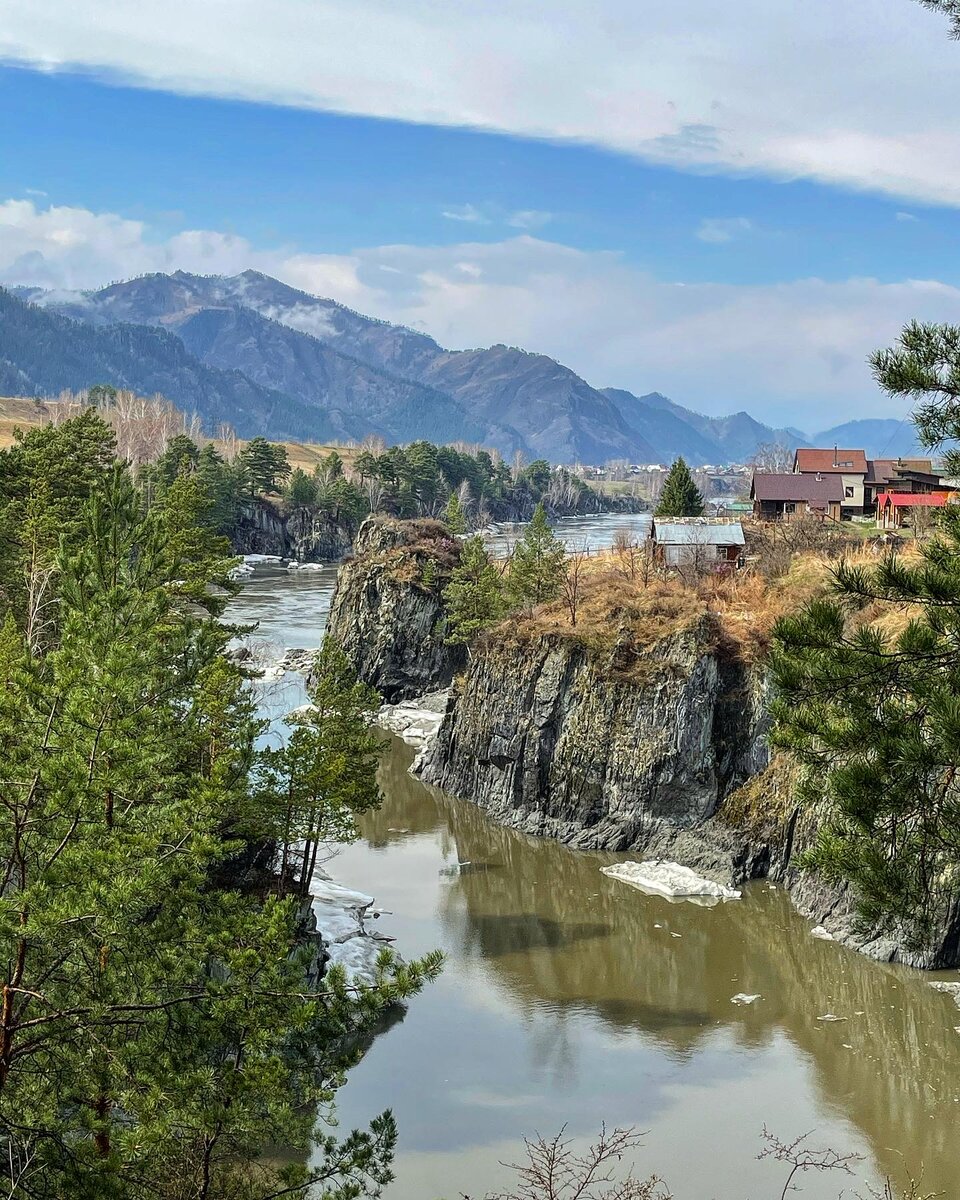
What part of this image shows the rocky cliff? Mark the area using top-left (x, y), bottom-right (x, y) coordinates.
top-left (327, 530), bottom-right (960, 968)
top-left (230, 499), bottom-right (357, 561)
top-left (325, 516), bottom-right (466, 702)
top-left (416, 615), bottom-right (771, 874)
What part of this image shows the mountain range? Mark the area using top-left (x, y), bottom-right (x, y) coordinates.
top-left (0, 270), bottom-right (925, 464)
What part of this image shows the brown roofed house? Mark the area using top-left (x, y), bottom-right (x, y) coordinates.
top-left (793, 448), bottom-right (868, 516)
top-left (750, 472), bottom-right (843, 522)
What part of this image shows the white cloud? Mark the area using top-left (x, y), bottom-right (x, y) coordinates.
top-left (507, 210), bottom-right (554, 230)
top-left (896, 211), bottom-right (919, 222)
top-left (2, 198), bottom-right (959, 430)
top-left (4, 2), bottom-right (960, 204)
top-left (441, 204), bottom-right (488, 224)
top-left (695, 217), bottom-right (753, 244)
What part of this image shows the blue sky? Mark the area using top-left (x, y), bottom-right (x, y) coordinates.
top-left (3, 0), bottom-right (960, 428)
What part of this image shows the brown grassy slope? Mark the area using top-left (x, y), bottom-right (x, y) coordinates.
top-left (489, 542), bottom-right (920, 672)
top-left (0, 395), bottom-right (360, 468)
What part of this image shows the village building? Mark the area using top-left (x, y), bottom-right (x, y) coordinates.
top-left (792, 448), bottom-right (868, 518)
top-left (650, 518), bottom-right (745, 569)
top-left (863, 458), bottom-right (942, 508)
top-left (876, 490), bottom-right (952, 530)
top-left (750, 472), bottom-right (843, 522)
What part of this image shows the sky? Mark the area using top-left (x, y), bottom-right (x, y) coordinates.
top-left (2, 0), bottom-right (960, 429)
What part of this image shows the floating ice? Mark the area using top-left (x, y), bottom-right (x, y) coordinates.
top-left (601, 861), bottom-right (741, 904)
top-left (311, 875), bottom-right (395, 988)
top-left (930, 981), bottom-right (960, 1010)
top-left (243, 553), bottom-right (284, 565)
top-left (817, 1013), bottom-right (848, 1022)
top-left (810, 925), bottom-right (835, 941)
top-left (731, 993), bottom-right (761, 1005)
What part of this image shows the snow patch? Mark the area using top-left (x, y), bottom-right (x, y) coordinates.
top-left (810, 925), bottom-right (835, 941)
top-left (311, 873), bottom-right (396, 988)
top-left (377, 690), bottom-right (450, 747)
top-left (601, 860), bottom-right (741, 905)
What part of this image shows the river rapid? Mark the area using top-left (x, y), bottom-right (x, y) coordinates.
top-left (229, 514), bottom-right (960, 1200)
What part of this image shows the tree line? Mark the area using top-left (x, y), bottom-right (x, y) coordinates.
top-left (0, 409), bottom-right (441, 1198)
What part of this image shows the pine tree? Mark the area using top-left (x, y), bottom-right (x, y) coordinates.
top-left (238, 436), bottom-right (290, 495)
top-left (655, 458), bottom-right (704, 517)
top-left (771, 319), bottom-right (960, 951)
top-left (504, 503), bottom-right (566, 610)
top-left (443, 492), bottom-right (469, 535)
top-left (258, 637), bottom-right (385, 896)
top-left (444, 536), bottom-right (507, 644)
top-left (286, 466), bottom-right (320, 507)
top-left (0, 426), bottom-right (441, 1197)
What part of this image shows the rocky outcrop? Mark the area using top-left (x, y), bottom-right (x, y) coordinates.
top-left (717, 757), bottom-right (960, 969)
top-left (325, 516), bottom-right (466, 702)
top-left (233, 499), bottom-right (288, 556)
top-left (417, 619), bottom-right (770, 871)
top-left (415, 625), bottom-right (960, 968)
top-left (230, 499), bottom-right (357, 562)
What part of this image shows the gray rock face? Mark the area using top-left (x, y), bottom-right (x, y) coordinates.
top-left (325, 517), bottom-right (465, 703)
top-left (417, 621), bottom-right (769, 862)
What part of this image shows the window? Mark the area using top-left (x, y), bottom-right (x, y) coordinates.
top-left (784, 502), bottom-right (795, 514)
top-left (844, 486), bottom-right (854, 498)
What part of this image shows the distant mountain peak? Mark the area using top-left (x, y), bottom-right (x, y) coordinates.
top-left (8, 269), bottom-right (817, 465)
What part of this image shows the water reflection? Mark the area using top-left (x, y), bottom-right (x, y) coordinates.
top-left (343, 739), bottom-right (960, 1197)
top-left (228, 536), bottom-right (960, 1200)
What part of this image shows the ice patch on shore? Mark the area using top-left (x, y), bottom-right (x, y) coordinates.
top-left (311, 874), bottom-right (396, 987)
top-left (601, 860), bottom-right (741, 905)
top-left (377, 690), bottom-right (450, 747)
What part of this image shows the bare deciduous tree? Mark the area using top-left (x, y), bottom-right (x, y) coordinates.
top-left (758, 1128), bottom-right (859, 1200)
top-left (750, 441), bottom-right (794, 474)
top-left (469, 1126), bottom-right (668, 1200)
top-left (561, 548), bottom-right (589, 627)
top-left (612, 527), bottom-right (655, 584)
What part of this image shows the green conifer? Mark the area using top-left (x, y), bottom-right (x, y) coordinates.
top-left (655, 457), bottom-right (704, 517)
top-left (444, 535), bottom-right (507, 644)
top-left (504, 502), bottom-right (566, 609)
top-left (443, 492), bottom-right (469, 535)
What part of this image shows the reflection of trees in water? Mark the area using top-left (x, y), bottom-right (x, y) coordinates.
top-left (364, 742), bottom-right (960, 1193)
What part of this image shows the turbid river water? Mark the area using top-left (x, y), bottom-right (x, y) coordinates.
top-left (230, 514), bottom-right (960, 1200)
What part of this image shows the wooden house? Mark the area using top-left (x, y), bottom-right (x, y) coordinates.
top-left (650, 519), bottom-right (745, 569)
top-left (750, 472), bottom-right (843, 522)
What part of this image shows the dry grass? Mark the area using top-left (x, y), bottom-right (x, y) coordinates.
top-left (0, 394), bottom-right (361, 468)
top-left (0, 397), bottom-right (54, 448)
top-left (492, 539), bottom-right (926, 672)
top-left (719, 753), bottom-right (801, 834)
top-left (492, 571), bottom-right (709, 684)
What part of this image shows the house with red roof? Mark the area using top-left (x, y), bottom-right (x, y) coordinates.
top-left (876, 490), bottom-right (953, 530)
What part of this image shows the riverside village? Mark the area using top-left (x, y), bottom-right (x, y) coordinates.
top-left (5, 3), bottom-right (960, 1199)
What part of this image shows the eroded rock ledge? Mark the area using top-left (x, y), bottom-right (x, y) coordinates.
top-left (324, 516), bottom-right (465, 703)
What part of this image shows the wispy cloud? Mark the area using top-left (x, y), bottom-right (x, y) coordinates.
top-left (441, 203), bottom-right (488, 224)
top-left (507, 209), bottom-right (553, 230)
top-left (895, 210), bottom-right (919, 222)
top-left (695, 217), bottom-right (753, 244)
top-left (5, 1), bottom-right (960, 205)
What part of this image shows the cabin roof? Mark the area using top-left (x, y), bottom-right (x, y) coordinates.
top-left (750, 472), bottom-right (843, 505)
top-left (652, 520), bottom-right (745, 546)
top-left (794, 448), bottom-right (868, 475)
top-left (876, 491), bottom-right (951, 507)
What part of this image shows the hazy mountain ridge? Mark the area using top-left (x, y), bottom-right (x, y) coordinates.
top-left (0, 287), bottom-right (331, 440)
top-left (5, 269), bottom-right (869, 464)
top-left (808, 418), bottom-right (928, 460)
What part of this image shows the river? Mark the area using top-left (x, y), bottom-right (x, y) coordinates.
top-left (230, 514), bottom-right (960, 1200)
